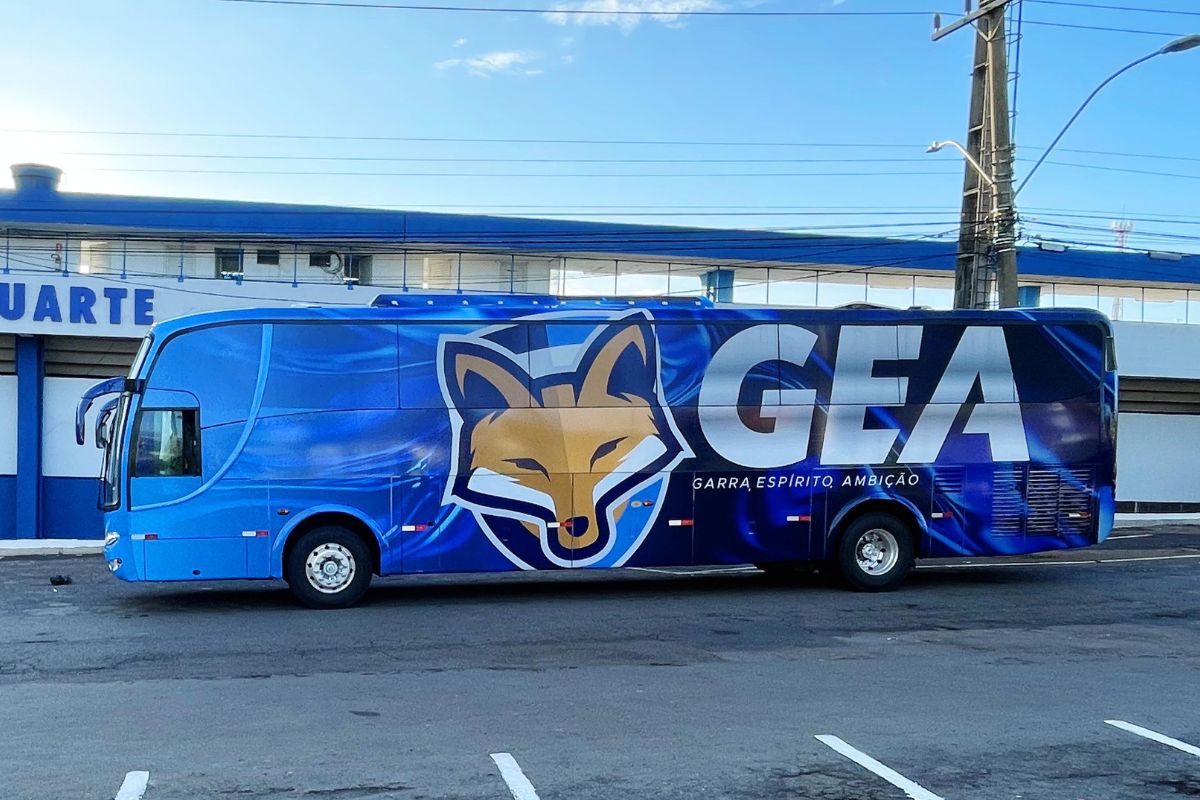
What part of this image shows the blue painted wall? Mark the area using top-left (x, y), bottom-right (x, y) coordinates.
top-left (0, 476), bottom-right (15, 538)
top-left (42, 477), bottom-right (103, 539)
top-left (14, 336), bottom-right (41, 539)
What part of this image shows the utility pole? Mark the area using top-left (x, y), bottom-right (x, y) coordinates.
top-left (934, 0), bottom-right (1019, 309)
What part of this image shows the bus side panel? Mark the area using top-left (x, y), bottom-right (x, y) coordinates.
top-left (396, 473), bottom-right (526, 575)
top-left (692, 472), bottom-right (816, 566)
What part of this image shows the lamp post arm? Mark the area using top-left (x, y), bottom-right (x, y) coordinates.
top-left (1015, 50), bottom-right (1159, 197)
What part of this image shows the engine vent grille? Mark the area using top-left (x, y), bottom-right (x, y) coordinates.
top-left (992, 465), bottom-right (1025, 536)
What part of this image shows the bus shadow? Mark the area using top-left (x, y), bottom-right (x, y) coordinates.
top-left (124, 562), bottom-right (1055, 613)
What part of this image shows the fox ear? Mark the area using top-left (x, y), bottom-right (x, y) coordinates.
top-left (579, 321), bottom-right (657, 406)
top-left (445, 343), bottom-right (533, 410)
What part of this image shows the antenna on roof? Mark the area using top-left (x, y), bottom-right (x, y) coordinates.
top-left (1111, 219), bottom-right (1133, 251)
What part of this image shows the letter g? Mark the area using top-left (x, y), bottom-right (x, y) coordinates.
top-left (698, 325), bottom-right (818, 469)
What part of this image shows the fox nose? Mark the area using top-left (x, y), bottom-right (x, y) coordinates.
top-left (562, 516), bottom-right (590, 537)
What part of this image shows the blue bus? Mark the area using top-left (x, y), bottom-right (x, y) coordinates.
top-left (79, 295), bottom-right (1117, 608)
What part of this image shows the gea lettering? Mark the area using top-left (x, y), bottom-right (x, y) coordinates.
top-left (697, 324), bottom-right (1029, 468)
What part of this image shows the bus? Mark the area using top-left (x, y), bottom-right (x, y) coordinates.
top-left (78, 295), bottom-right (1118, 608)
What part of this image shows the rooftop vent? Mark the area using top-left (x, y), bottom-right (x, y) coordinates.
top-left (11, 163), bottom-right (63, 195)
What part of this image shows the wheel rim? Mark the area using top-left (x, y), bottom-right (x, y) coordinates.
top-left (855, 528), bottom-right (899, 576)
top-left (304, 543), bottom-right (356, 594)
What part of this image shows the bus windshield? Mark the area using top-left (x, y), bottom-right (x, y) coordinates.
top-left (99, 393), bottom-right (130, 510)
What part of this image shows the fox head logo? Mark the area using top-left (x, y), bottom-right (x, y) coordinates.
top-left (439, 312), bottom-right (690, 569)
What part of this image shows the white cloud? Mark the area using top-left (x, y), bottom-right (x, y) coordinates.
top-left (453, 37), bottom-right (467, 47)
top-left (545, 0), bottom-right (722, 32)
top-left (435, 50), bottom-right (541, 78)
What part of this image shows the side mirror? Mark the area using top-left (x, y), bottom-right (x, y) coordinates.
top-left (76, 377), bottom-right (126, 445)
top-left (94, 398), bottom-right (119, 449)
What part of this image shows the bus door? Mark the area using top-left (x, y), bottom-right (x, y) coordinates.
top-left (129, 389), bottom-right (261, 580)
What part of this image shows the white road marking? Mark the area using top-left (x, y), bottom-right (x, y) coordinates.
top-left (1108, 534), bottom-right (1153, 540)
top-left (815, 735), bottom-right (945, 800)
top-left (1106, 720), bottom-right (1200, 758)
top-left (1097, 554), bottom-right (1200, 564)
top-left (917, 553), bottom-right (1200, 570)
top-left (114, 771), bottom-right (150, 800)
top-left (630, 566), bottom-right (760, 576)
top-left (491, 753), bottom-right (541, 800)
top-left (916, 560), bottom-right (1091, 569)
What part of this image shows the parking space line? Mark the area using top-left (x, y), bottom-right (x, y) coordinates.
top-left (114, 771), bottom-right (150, 800)
top-left (491, 753), bottom-right (541, 800)
top-left (630, 566), bottom-right (760, 576)
top-left (1106, 720), bottom-right (1200, 758)
top-left (916, 560), bottom-right (1091, 569)
top-left (1096, 554), bottom-right (1200, 564)
top-left (815, 735), bottom-right (946, 800)
top-left (918, 553), bottom-right (1200, 570)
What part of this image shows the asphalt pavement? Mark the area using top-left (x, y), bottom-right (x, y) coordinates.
top-left (2, 527), bottom-right (1199, 800)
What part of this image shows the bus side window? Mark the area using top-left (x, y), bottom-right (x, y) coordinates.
top-left (133, 409), bottom-right (201, 478)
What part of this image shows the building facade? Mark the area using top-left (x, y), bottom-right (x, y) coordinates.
top-left (2, 163), bottom-right (1197, 538)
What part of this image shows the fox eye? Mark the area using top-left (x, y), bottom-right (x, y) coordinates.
top-left (590, 437), bottom-right (627, 469)
top-left (505, 457), bottom-right (550, 478)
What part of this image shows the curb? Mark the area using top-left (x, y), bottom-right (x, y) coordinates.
top-left (1114, 513), bottom-right (1200, 528)
top-left (0, 540), bottom-right (104, 558)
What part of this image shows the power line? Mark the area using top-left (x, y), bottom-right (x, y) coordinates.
top-left (0, 127), bottom-right (919, 147)
top-left (1022, 19), bottom-right (1187, 36)
top-left (1031, 160), bottom-right (1200, 181)
top-left (57, 151), bottom-right (938, 164)
top-left (36, 147), bottom-right (1200, 168)
top-left (211, 0), bottom-right (937, 17)
top-left (13, 130), bottom-right (1200, 164)
top-left (71, 167), bottom-right (962, 178)
top-left (1025, 0), bottom-right (1200, 17)
top-left (50, 159), bottom-right (1200, 180)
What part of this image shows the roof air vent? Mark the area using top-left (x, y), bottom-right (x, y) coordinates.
top-left (10, 163), bottom-right (63, 195)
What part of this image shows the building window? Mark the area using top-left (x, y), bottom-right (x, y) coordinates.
top-left (309, 252), bottom-right (332, 269)
top-left (215, 248), bottom-right (244, 277)
top-left (256, 249), bottom-right (280, 266)
top-left (345, 254), bottom-right (372, 284)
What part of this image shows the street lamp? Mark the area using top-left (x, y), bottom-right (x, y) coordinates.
top-left (1017, 33), bottom-right (1200, 195)
top-left (927, 140), bottom-right (996, 187)
top-left (928, 32), bottom-right (1199, 309)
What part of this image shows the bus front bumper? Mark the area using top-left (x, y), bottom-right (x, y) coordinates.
top-left (102, 525), bottom-right (145, 582)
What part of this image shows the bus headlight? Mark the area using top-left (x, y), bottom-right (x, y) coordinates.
top-left (104, 531), bottom-right (120, 547)
top-left (107, 558), bottom-right (122, 572)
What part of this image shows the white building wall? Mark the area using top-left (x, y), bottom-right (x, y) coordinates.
top-left (42, 377), bottom-right (103, 479)
top-left (1111, 321), bottom-right (1200, 503)
top-left (1115, 414), bottom-right (1200, 503)
top-left (0, 376), bottom-right (16, 475)
top-left (1112, 321), bottom-right (1200, 378)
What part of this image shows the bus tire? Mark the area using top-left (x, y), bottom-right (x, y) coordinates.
top-left (285, 526), bottom-right (373, 609)
top-left (836, 512), bottom-right (914, 592)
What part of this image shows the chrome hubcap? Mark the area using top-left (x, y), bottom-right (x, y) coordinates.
top-left (856, 529), bottom-right (899, 576)
top-left (305, 543), bottom-right (356, 593)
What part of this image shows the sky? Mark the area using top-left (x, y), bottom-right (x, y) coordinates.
top-left (0, 0), bottom-right (1197, 253)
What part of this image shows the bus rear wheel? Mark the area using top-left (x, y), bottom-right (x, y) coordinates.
top-left (836, 512), bottom-right (914, 592)
top-left (286, 526), bottom-right (373, 609)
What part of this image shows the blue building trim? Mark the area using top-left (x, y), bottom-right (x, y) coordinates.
top-left (14, 335), bottom-right (42, 538)
top-left (0, 178), bottom-right (1196, 286)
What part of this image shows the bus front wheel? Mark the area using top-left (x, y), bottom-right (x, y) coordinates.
top-left (286, 526), bottom-right (373, 609)
top-left (836, 512), bottom-right (914, 592)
